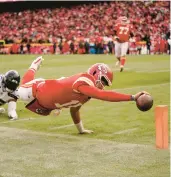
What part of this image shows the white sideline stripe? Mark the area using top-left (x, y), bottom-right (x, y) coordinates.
top-left (0, 126), bottom-right (153, 148)
top-left (49, 124), bottom-right (74, 130)
top-left (113, 83), bottom-right (169, 91)
top-left (114, 128), bottom-right (138, 134)
top-left (0, 117), bottom-right (74, 130)
top-left (0, 117), bottom-right (35, 124)
top-left (136, 69), bottom-right (170, 73)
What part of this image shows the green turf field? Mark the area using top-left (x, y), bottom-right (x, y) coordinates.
top-left (0, 54), bottom-right (170, 177)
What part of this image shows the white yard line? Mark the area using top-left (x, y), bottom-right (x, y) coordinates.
top-left (114, 128), bottom-right (138, 134)
top-left (136, 69), bottom-right (170, 73)
top-left (0, 117), bottom-right (35, 124)
top-left (114, 82), bottom-right (169, 91)
top-left (49, 124), bottom-right (74, 130)
top-left (0, 126), bottom-right (152, 148)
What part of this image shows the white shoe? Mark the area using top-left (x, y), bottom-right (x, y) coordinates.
top-left (9, 117), bottom-right (18, 121)
top-left (0, 107), bottom-right (5, 114)
top-left (115, 61), bottom-right (120, 66)
top-left (29, 56), bottom-right (44, 71)
top-left (8, 111), bottom-right (18, 120)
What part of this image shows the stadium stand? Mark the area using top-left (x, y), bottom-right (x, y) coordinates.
top-left (0, 1), bottom-right (170, 54)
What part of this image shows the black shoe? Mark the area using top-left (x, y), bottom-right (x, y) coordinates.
top-left (120, 67), bottom-right (124, 72)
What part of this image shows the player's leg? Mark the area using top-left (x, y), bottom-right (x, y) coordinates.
top-left (120, 42), bottom-right (129, 72)
top-left (21, 56), bottom-right (44, 85)
top-left (18, 56), bottom-right (44, 103)
top-left (114, 41), bottom-right (121, 66)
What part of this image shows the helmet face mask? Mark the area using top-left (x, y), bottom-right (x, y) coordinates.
top-left (4, 70), bottom-right (20, 92)
top-left (87, 63), bottom-right (113, 89)
top-left (119, 16), bottom-right (129, 25)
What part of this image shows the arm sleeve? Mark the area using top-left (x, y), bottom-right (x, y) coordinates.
top-left (70, 106), bottom-right (85, 133)
top-left (78, 85), bottom-right (132, 102)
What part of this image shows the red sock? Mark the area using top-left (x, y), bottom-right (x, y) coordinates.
top-left (120, 57), bottom-right (126, 67)
top-left (21, 69), bottom-right (35, 85)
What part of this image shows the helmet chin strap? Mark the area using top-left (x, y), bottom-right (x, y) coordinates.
top-left (95, 81), bottom-right (104, 89)
top-left (95, 72), bottom-right (104, 89)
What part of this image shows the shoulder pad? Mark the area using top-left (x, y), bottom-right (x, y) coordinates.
top-left (72, 73), bottom-right (95, 93)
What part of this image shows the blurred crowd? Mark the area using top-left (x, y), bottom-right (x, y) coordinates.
top-left (0, 1), bottom-right (170, 54)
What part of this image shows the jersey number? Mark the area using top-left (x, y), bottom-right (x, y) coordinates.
top-left (119, 27), bottom-right (129, 35)
top-left (55, 100), bottom-right (82, 108)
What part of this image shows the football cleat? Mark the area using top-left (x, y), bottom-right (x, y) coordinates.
top-left (120, 66), bottom-right (124, 72)
top-left (9, 116), bottom-right (18, 121)
top-left (115, 61), bottom-right (120, 66)
top-left (29, 56), bottom-right (44, 71)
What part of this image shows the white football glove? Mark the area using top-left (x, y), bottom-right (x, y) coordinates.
top-left (29, 56), bottom-right (44, 71)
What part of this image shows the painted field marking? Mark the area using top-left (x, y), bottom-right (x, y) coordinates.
top-left (0, 117), bottom-right (35, 124)
top-left (113, 83), bottom-right (169, 91)
top-left (136, 69), bottom-right (170, 73)
top-left (0, 126), bottom-right (152, 148)
top-left (114, 128), bottom-right (138, 134)
top-left (49, 124), bottom-right (74, 130)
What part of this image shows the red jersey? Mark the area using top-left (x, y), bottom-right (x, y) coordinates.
top-left (114, 23), bottom-right (133, 43)
top-left (33, 73), bottom-right (95, 110)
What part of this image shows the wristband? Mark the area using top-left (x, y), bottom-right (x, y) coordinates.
top-left (75, 120), bottom-right (84, 133)
top-left (131, 95), bottom-right (135, 101)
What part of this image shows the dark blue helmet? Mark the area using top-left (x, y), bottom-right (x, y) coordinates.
top-left (4, 70), bottom-right (20, 91)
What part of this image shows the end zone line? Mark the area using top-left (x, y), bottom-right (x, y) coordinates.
top-left (136, 69), bottom-right (169, 73)
top-left (0, 117), bottom-right (74, 130)
top-left (114, 128), bottom-right (138, 135)
top-left (0, 117), bottom-right (35, 124)
top-left (0, 126), bottom-right (153, 148)
top-left (113, 82), bottom-right (169, 91)
top-left (49, 124), bottom-right (74, 130)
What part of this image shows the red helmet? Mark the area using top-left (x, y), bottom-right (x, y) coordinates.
top-left (87, 63), bottom-right (113, 89)
top-left (119, 16), bottom-right (129, 24)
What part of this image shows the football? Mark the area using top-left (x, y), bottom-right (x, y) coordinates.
top-left (136, 94), bottom-right (153, 112)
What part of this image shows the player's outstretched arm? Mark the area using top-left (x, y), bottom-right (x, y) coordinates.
top-left (78, 85), bottom-right (134, 102)
top-left (78, 85), bottom-right (149, 102)
top-left (70, 106), bottom-right (93, 134)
